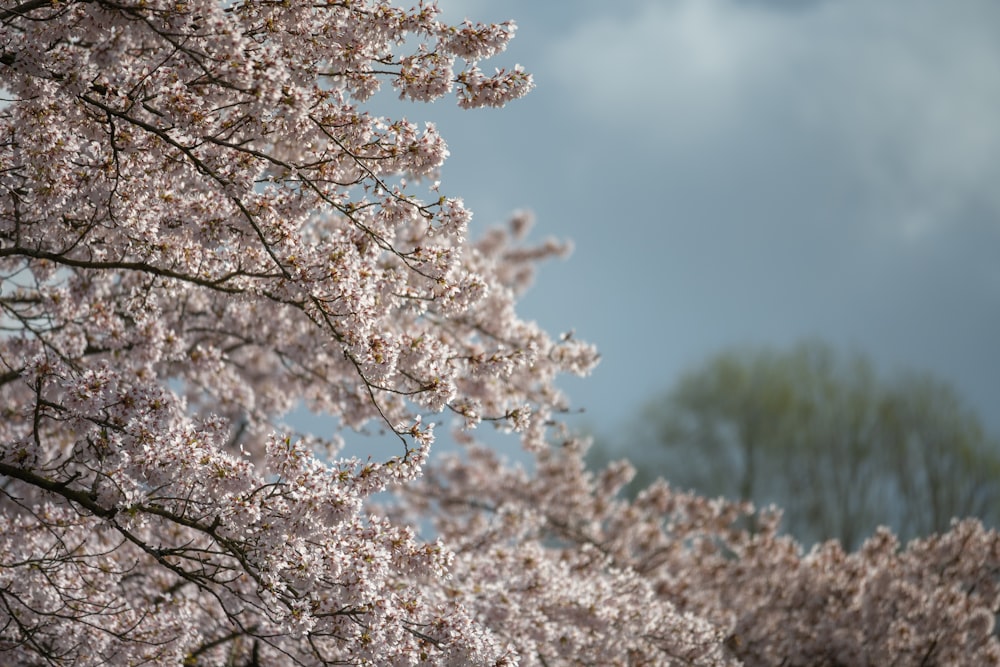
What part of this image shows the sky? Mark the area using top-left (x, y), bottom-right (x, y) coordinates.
top-left (376, 0), bottom-right (1000, 448)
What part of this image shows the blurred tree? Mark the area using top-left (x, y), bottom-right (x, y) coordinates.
top-left (593, 341), bottom-right (1000, 548)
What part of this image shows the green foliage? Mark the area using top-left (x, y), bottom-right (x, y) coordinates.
top-left (594, 340), bottom-right (1000, 548)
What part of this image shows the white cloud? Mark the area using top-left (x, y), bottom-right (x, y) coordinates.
top-left (434, 0), bottom-right (515, 24)
top-left (546, 1), bottom-right (786, 142)
top-left (545, 0), bottom-right (1000, 238)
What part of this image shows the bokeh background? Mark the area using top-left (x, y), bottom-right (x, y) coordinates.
top-left (407, 0), bottom-right (1000, 443)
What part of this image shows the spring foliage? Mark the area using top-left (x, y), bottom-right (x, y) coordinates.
top-left (602, 341), bottom-right (1000, 549)
top-left (1, 1), bottom-right (998, 665)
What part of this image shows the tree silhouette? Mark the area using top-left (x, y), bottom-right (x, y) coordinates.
top-left (595, 341), bottom-right (1000, 548)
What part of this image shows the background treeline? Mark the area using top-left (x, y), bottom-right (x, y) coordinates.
top-left (590, 340), bottom-right (1000, 549)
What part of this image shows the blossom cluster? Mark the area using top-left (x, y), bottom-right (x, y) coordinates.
top-left (392, 439), bottom-right (1000, 666)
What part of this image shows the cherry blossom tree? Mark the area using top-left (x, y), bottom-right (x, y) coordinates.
top-left (393, 440), bottom-right (1000, 666)
top-left (2, 0), bottom-right (999, 665)
top-left (0, 0), bottom-right (598, 663)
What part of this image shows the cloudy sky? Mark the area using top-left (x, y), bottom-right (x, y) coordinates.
top-left (392, 0), bottom-right (1000, 443)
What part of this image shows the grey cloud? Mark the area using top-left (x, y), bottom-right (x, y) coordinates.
top-left (545, 0), bottom-right (1000, 239)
